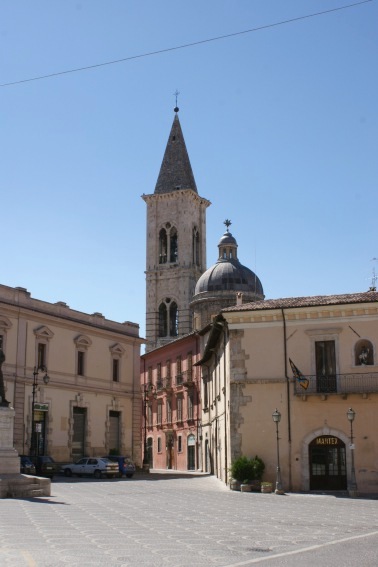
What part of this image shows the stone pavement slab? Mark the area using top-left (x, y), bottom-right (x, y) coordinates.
top-left (0, 474), bottom-right (378, 566)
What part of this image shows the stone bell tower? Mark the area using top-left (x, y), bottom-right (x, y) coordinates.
top-left (142, 107), bottom-right (210, 351)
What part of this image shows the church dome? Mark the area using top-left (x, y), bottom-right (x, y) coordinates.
top-left (191, 223), bottom-right (264, 329)
top-left (194, 227), bottom-right (264, 297)
top-left (194, 258), bottom-right (264, 296)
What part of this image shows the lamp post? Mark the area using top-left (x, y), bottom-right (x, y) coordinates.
top-left (272, 408), bottom-right (284, 494)
top-left (142, 383), bottom-right (157, 469)
top-left (347, 407), bottom-right (358, 496)
top-left (30, 366), bottom-right (49, 456)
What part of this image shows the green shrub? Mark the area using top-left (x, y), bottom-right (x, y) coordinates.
top-left (230, 455), bottom-right (265, 483)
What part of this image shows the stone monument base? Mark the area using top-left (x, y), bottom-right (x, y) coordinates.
top-left (0, 405), bottom-right (51, 498)
top-left (0, 473), bottom-right (51, 498)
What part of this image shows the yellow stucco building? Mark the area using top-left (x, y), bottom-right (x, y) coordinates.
top-left (198, 290), bottom-right (378, 495)
top-left (0, 284), bottom-right (144, 464)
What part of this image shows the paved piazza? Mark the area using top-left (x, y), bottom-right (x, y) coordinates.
top-left (1, 473), bottom-right (378, 566)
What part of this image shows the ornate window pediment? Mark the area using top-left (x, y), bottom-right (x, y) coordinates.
top-left (74, 335), bottom-right (92, 349)
top-left (109, 343), bottom-right (125, 356)
top-left (0, 315), bottom-right (12, 331)
top-left (33, 325), bottom-right (54, 340)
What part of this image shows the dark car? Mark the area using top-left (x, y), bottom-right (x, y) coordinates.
top-left (105, 455), bottom-right (136, 478)
top-left (28, 455), bottom-right (60, 479)
top-left (20, 455), bottom-right (36, 475)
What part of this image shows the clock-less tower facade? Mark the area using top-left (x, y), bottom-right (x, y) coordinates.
top-left (142, 109), bottom-right (210, 352)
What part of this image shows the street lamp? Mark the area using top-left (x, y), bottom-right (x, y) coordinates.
top-left (272, 408), bottom-right (284, 495)
top-left (142, 383), bottom-right (157, 469)
top-left (347, 407), bottom-right (358, 496)
top-left (30, 366), bottom-right (49, 456)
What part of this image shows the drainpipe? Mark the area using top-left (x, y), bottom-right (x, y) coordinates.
top-left (281, 308), bottom-right (292, 491)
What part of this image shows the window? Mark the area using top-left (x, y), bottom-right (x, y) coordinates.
top-left (178, 436), bottom-right (182, 453)
top-left (203, 378), bottom-right (209, 409)
top-left (147, 403), bottom-right (152, 426)
top-left (159, 303), bottom-right (168, 337)
top-left (166, 399), bottom-right (172, 423)
top-left (147, 366), bottom-right (152, 386)
top-left (159, 228), bottom-right (167, 264)
top-left (157, 437), bottom-right (162, 453)
top-left (176, 356), bottom-right (182, 385)
top-left (187, 392), bottom-right (194, 420)
top-left (112, 359), bottom-right (119, 382)
top-left (38, 343), bottom-right (46, 369)
top-left (159, 299), bottom-right (179, 338)
top-left (177, 396), bottom-right (183, 422)
top-left (157, 401), bottom-right (163, 425)
top-left (77, 351), bottom-right (85, 376)
top-left (315, 340), bottom-right (336, 393)
top-left (187, 351), bottom-right (193, 381)
top-left (170, 228), bottom-right (178, 262)
top-left (169, 302), bottom-right (178, 336)
top-left (156, 362), bottom-right (162, 389)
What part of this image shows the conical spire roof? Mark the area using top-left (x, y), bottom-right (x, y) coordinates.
top-left (154, 112), bottom-right (197, 194)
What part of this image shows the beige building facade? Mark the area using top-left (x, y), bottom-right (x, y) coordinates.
top-left (198, 291), bottom-right (378, 495)
top-left (0, 284), bottom-right (144, 464)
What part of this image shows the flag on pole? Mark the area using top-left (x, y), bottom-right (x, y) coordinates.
top-left (289, 359), bottom-right (309, 390)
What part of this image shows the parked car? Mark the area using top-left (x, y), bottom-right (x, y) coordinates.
top-left (20, 455), bottom-right (36, 475)
top-left (61, 457), bottom-right (119, 479)
top-left (28, 455), bottom-right (60, 479)
top-left (105, 455), bottom-right (136, 478)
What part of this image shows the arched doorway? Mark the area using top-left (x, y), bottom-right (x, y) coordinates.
top-left (309, 435), bottom-right (347, 490)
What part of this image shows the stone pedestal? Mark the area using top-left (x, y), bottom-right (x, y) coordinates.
top-left (0, 406), bottom-right (20, 474)
top-left (0, 406), bottom-right (51, 498)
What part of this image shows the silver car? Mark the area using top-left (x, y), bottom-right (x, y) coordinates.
top-left (61, 457), bottom-right (119, 479)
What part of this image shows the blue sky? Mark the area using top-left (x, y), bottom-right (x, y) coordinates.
top-left (2, 1), bottom-right (377, 340)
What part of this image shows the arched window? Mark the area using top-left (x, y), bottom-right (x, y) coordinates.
top-left (170, 228), bottom-right (178, 263)
top-left (169, 302), bottom-right (178, 336)
top-left (159, 299), bottom-right (179, 338)
top-left (159, 229), bottom-right (167, 264)
top-left (355, 339), bottom-right (374, 366)
top-left (158, 303), bottom-right (167, 337)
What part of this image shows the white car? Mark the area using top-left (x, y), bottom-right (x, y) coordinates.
top-left (61, 457), bottom-right (119, 479)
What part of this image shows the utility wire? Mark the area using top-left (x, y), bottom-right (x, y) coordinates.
top-left (1, 0), bottom-right (373, 88)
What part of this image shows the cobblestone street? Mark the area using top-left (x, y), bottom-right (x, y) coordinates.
top-left (1, 473), bottom-right (378, 566)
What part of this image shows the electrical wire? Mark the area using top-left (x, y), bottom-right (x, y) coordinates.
top-left (0, 0), bottom-right (373, 88)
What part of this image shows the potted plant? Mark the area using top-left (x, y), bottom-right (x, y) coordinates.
top-left (260, 481), bottom-right (273, 493)
top-left (240, 479), bottom-right (252, 492)
top-left (229, 455), bottom-right (265, 492)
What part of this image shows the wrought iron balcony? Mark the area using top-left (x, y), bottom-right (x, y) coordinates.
top-left (293, 372), bottom-right (378, 395)
top-left (175, 373), bottom-right (183, 386)
top-left (182, 370), bottom-right (194, 387)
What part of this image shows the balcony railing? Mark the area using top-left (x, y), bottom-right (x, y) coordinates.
top-left (293, 372), bottom-right (378, 395)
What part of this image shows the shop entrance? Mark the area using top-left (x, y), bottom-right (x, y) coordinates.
top-left (309, 436), bottom-right (347, 490)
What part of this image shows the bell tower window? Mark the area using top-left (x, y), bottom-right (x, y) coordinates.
top-left (170, 228), bottom-right (178, 263)
top-left (158, 299), bottom-right (179, 338)
top-left (159, 229), bottom-right (167, 264)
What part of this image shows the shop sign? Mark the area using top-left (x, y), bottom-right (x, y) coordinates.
top-left (314, 436), bottom-right (340, 446)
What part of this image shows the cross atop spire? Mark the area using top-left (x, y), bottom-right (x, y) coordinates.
top-left (174, 89), bottom-right (180, 113)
